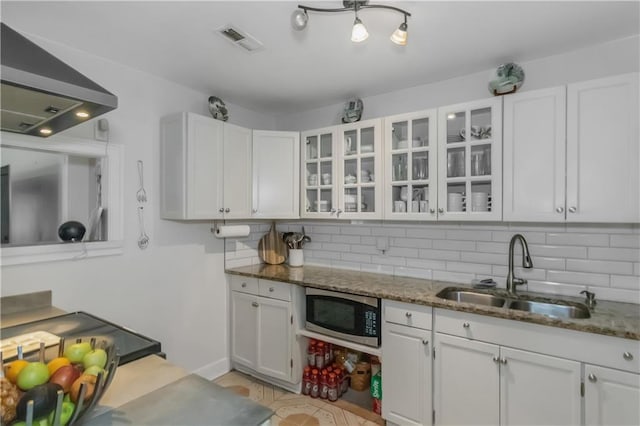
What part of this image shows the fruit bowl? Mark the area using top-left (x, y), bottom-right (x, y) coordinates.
top-left (1, 336), bottom-right (119, 426)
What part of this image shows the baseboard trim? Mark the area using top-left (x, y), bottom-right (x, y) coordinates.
top-left (192, 357), bottom-right (231, 380)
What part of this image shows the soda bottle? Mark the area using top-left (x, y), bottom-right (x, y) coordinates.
top-left (316, 342), bottom-right (325, 369)
top-left (328, 373), bottom-right (339, 402)
top-left (320, 369), bottom-right (328, 399)
top-left (310, 368), bottom-right (319, 398)
top-left (307, 339), bottom-right (316, 367)
top-left (301, 366), bottom-right (312, 395)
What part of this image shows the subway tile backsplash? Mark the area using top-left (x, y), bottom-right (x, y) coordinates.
top-left (224, 221), bottom-right (640, 304)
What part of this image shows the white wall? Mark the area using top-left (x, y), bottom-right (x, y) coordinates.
top-left (0, 34), bottom-right (275, 378)
top-left (275, 36), bottom-right (640, 130)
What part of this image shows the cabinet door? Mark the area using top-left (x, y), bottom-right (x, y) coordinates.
top-left (252, 131), bottom-right (300, 219)
top-left (339, 118), bottom-right (383, 219)
top-left (223, 123), bottom-right (252, 218)
top-left (585, 364), bottom-right (640, 426)
top-left (500, 347), bottom-right (581, 426)
top-left (301, 126), bottom-right (338, 218)
top-left (382, 322), bottom-right (431, 426)
top-left (437, 98), bottom-right (502, 221)
top-left (434, 333), bottom-right (499, 425)
top-left (231, 291), bottom-right (258, 368)
top-left (160, 112), bottom-right (224, 220)
top-left (384, 110), bottom-right (438, 221)
top-left (503, 87), bottom-right (566, 222)
top-left (256, 296), bottom-right (292, 382)
top-left (567, 73), bottom-right (640, 222)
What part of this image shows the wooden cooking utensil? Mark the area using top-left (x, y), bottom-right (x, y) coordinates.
top-left (258, 222), bottom-right (288, 265)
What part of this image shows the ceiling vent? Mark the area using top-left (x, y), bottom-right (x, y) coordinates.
top-left (216, 25), bottom-right (264, 53)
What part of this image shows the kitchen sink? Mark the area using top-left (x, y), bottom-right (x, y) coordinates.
top-left (436, 287), bottom-right (591, 319)
top-left (436, 288), bottom-right (506, 307)
top-left (508, 299), bottom-right (591, 319)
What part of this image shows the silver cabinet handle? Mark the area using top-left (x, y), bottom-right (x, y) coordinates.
top-left (251, 301), bottom-right (259, 308)
top-left (556, 207), bottom-right (564, 213)
top-left (492, 356), bottom-right (499, 363)
top-left (623, 352), bottom-right (634, 361)
top-left (422, 340), bottom-right (428, 346)
top-left (225, 208), bottom-right (231, 213)
top-left (269, 287), bottom-right (274, 292)
top-left (336, 209), bottom-right (343, 218)
top-left (241, 283), bottom-right (247, 288)
top-left (252, 209), bottom-right (258, 213)
top-left (500, 357), bottom-right (507, 364)
top-left (588, 373), bottom-right (597, 382)
top-left (330, 208), bottom-right (336, 215)
top-left (463, 322), bottom-right (470, 328)
top-left (405, 312), bottom-right (412, 318)
top-left (430, 208), bottom-right (436, 214)
top-left (438, 208), bottom-right (444, 213)
top-left (219, 208), bottom-right (224, 213)
top-left (568, 206), bottom-right (577, 213)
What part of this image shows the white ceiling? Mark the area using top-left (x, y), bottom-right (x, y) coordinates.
top-left (2, 1), bottom-right (638, 115)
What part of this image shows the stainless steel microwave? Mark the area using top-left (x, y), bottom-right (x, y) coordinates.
top-left (305, 288), bottom-right (381, 348)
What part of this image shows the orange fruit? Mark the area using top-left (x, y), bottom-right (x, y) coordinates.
top-left (5, 359), bottom-right (29, 384)
top-left (47, 357), bottom-right (71, 376)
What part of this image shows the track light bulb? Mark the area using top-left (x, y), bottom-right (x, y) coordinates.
top-left (390, 22), bottom-right (408, 45)
top-left (351, 17), bottom-right (369, 42)
top-left (291, 9), bottom-right (308, 31)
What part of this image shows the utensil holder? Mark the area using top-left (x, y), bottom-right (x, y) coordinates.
top-left (289, 249), bottom-right (304, 267)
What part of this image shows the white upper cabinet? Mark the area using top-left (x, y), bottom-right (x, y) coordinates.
top-left (160, 112), bottom-right (251, 220)
top-left (301, 120), bottom-right (383, 219)
top-left (503, 87), bottom-right (567, 221)
top-left (504, 73), bottom-right (639, 223)
top-left (384, 109), bottom-right (438, 220)
top-left (567, 73), bottom-right (639, 222)
top-left (222, 123), bottom-right (252, 219)
top-left (437, 97), bottom-right (503, 221)
top-left (338, 118), bottom-right (383, 219)
top-left (301, 126), bottom-right (338, 218)
top-left (252, 130), bottom-right (300, 219)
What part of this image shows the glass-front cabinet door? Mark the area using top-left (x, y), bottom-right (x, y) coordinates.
top-left (437, 98), bottom-right (502, 220)
top-left (384, 109), bottom-right (438, 220)
top-left (338, 118), bottom-right (383, 219)
top-left (301, 126), bottom-right (338, 218)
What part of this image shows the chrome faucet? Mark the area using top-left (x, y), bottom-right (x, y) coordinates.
top-left (506, 234), bottom-right (533, 293)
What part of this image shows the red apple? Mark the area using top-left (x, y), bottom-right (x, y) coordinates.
top-left (49, 364), bottom-right (82, 393)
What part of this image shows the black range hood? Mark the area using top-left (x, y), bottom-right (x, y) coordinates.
top-left (1, 22), bottom-right (118, 137)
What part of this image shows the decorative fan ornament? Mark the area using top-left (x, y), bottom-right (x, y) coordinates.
top-left (208, 96), bottom-right (229, 121)
top-left (488, 63), bottom-right (525, 96)
top-left (342, 98), bottom-right (364, 123)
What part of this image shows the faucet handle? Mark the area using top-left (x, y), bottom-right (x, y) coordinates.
top-left (580, 290), bottom-right (596, 308)
top-left (513, 277), bottom-right (527, 286)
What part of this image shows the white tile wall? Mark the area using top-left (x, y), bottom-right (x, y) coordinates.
top-left (224, 221), bottom-right (640, 304)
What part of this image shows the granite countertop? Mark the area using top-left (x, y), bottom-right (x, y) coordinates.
top-left (226, 264), bottom-right (640, 341)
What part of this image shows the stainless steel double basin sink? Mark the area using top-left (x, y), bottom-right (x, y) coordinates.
top-left (436, 287), bottom-right (591, 319)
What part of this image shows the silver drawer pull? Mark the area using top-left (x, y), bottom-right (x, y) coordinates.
top-left (241, 283), bottom-right (247, 288)
top-left (405, 312), bottom-right (412, 318)
top-left (251, 301), bottom-right (259, 308)
top-left (422, 340), bottom-right (428, 346)
top-left (463, 322), bottom-right (470, 328)
top-left (269, 287), bottom-right (275, 292)
top-left (588, 373), bottom-right (597, 382)
top-left (500, 357), bottom-right (507, 365)
top-left (623, 352), bottom-right (634, 361)
top-left (492, 356), bottom-right (499, 363)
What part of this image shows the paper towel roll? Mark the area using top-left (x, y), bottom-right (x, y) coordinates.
top-left (214, 225), bottom-right (250, 238)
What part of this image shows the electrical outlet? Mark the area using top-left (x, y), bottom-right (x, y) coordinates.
top-left (94, 118), bottom-right (109, 141)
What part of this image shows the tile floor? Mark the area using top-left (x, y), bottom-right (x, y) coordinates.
top-left (214, 370), bottom-right (385, 426)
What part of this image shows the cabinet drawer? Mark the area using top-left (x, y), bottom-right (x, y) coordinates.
top-left (259, 279), bottom-right (292, 302)
top-left (230, 275), bottom-right (259, 294)
top-left (384, 300), bottom-right (432, 330)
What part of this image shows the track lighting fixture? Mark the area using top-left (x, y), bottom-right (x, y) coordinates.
top-left (292, 0), bottom-right (411, 45)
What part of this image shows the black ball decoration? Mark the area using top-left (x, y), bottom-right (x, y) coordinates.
top-left (58, 221), bottom-right (86, 242)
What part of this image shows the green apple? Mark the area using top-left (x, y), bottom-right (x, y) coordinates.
top-left (16, 362), bottom-right (50, 390)
top-left (82, 348), bottom-right (107, 369)
top-left (12, 417), bottom-right (49, 426)
top-left (63, 342), bottom-right (92, 363)
top-left (48, 401), bottom-right (76, 426)
top-left (83, 365), bottom-right (105, 377)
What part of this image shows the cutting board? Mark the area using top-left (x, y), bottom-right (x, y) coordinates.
top-left (258, 222), bottom-right (288, 265)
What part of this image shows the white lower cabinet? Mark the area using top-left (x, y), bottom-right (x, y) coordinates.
top-left (230, 276), bottom-right (303, 385)
top-left (584, 364), bottom-right (640, 426)
top-left (433, 333), bottom-right (499, 425)
top-left (382, 300), bottom-right (432, 425)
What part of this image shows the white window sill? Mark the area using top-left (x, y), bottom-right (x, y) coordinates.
top-left (1, 240), bottom-right (124, 266)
